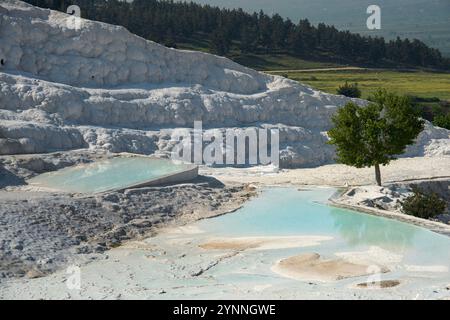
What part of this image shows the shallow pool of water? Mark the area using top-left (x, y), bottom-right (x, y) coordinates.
top-left (196, 187), bottom-right (450, 269)
top-left (28, 156), bottom-right (194, 193)
top-left (2, 187), bottom-right (450, 299)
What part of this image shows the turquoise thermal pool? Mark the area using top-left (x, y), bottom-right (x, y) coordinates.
top-left (194, 187), bottom-right (450, 277)
top-left (197, 188), bottom-right (450, 262)
top-left (2, 187), bottom-right (450, 299)
top-left (27, 156), bottom-right (196, 193)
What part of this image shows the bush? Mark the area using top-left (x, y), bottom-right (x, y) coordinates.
top-left (401, 187), bottom-right (446, 219)
top-left (336, 81), bottom-right (361, 98)
top-left (433, 113), bottom-right (450, 130)
top-left (408, 95), bottom-right (440, 103)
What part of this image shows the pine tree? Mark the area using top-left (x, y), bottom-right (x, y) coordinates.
top-left (209, 28), bottom-right (231, 55)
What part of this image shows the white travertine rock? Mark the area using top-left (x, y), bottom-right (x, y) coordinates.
top-left (0, 0), bottom-right (449, 167)
top-left (0, 120), bottom-right (87, 153)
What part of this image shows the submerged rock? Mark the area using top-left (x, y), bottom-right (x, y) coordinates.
top-left (25, 268), bottom-right (45, 279)
top-left (271, 252), bottom-right (389, 282)
top-left (199, 236), bottom-right (332, 251)
top-left (356, 280), bottom-right (401, 289)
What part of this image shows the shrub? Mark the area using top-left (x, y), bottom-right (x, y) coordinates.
top-left (336, 81), bottom-right (361, 98)
top-left (433, 113), bottom-right (450, 130)
top-left (408, 95), bottom-right (440, 103)
top-left (401, 187), bottom-right (446, 219)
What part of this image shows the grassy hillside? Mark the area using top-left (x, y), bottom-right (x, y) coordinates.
top-left (177, 31), bottom-right (448, 73)
top-left (177, 36), bottom-right (343, 70)
top-left (230, 54), bottom-right (341, 71)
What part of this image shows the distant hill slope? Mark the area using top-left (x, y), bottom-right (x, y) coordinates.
top-left (22, 0), bottom-right (450, 70)
top-left (191, 0), bottom-right (450, 57)
top-left (193, 0), bottom-right (450, 57)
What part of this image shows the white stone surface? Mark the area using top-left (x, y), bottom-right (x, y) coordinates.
top-left (0, 0), bottom-right (449, 167)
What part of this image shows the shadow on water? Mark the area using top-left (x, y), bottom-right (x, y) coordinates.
top-left (328, 207), bottom-right (417, 250)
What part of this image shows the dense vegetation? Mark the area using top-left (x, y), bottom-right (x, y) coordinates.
top-left (402, 186), bottom-right (447, 219)
top-left (336, 82), bottom-right (361, 98)
top-left (410, 97), bottom-right (450, 130)
top-left (328, 90), bottom-right (424, 186)
top-left (432, 113), bottom-right (450, 130)
top-left (25, 0), bottom-right (450, 70)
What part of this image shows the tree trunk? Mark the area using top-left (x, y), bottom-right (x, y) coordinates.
top-left (374, 163), bottom-right (382, 186)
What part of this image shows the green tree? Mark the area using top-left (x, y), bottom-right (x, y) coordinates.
top-left (209, 28), bottom-right (231, 56)
top-left (328, 89), bottom-right (424, 186)
top-left (240, 24), bottom-right (257, 53)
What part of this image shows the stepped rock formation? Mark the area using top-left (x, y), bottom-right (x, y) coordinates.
top-left (0, 0), bottom-right (449, 167)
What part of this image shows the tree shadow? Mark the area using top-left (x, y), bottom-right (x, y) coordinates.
top-left (329, 207), bottom-right (417, 250)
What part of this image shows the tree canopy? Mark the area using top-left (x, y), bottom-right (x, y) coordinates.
top-left (328, 90), bottom-right (424, 185)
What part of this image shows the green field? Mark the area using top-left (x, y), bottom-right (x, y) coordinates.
top-left (177, 36), bottom-right (450, 102)
top-left (268, 69), bottom-right (450, 101)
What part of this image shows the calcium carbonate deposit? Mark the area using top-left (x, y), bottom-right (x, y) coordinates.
top-left (0, 0), bottom-right (449, 167)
